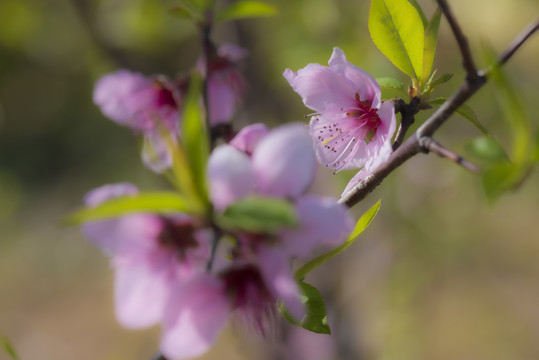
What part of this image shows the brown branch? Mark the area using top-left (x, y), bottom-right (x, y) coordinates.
top-left (339, 4), bottom-right (538, 208)
top-left (498, 19), bottom-right (539, 66)
top-left (419, 137), bottom-right (480, 173)
top-left (436, 0), bottom-right (478, 78)
top-left (392, 97), bottom-right (420, 150)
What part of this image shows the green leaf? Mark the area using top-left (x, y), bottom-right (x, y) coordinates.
top-left (173, 0), bottom-right (204, 21)
top-left (1, 337), bottom-right (20, 360)
top-left (466, 137), bottom-right (508, 163)
top-left (407, 0), bottom-right (428, 28)
top-left (217, 196), bottom-right (297, 233)
top-left (421, 8), bottom-right (442, 86)
top-left (280, 281), bottom-right (331, 334)
top-left (482, 162), bottom-right (521, 202)
top-left (376, 77), bottom-right (406, 93)
top-left (181, 73), bottom-right (210, 203)
top-left (295, 200), bottom-right (381, 280)
top-left (369, 0), bottom-right (425, 79)
top-left (423, 73), bottom-right (453, 97)
top-left (215, 1), bottom-right (278, 23)
top-left (427, 97), bottom-right (489, 136)
top-left (65, 192), bottom-right (194, 225)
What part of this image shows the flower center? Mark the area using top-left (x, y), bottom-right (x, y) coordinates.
top-left (221, 265), bottom-right (273, 311)
top-left (346, 93), bottom-right (381, 137)
top-left (158, 218), bottom-right (200, 260)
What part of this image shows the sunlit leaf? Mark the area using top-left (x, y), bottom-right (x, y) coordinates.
top-left (2, 337), bottom-right (20, 360)
top-left (216, 1), bottom-right (277, 22)
top-left (369, 0), bottom-right (424, 79)
top-left (279, 281), bottom-right (331, 334)
top-left (181, 73), bottom-right (210, 203)
top-left (295, 200), bottom-right (381, 280)
top-left (65, 192), bottom-right (194, 225)
top-left (427, 97), bottom-right (489, 136)
top-left (407, 0), bottom-right (428, 28)
top-left (376, 77), bottom-right (406, 93)
top-left (217, 196), bottom-right (297, 233)
top-left (466, 137), bottom-right (508, 163)
top-left (423, 73), bottom-right (453, 97)
top-left (421, 8), bottom-right (441, 86)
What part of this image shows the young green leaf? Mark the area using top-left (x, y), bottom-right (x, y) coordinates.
top-left (466, 137), bottom-right (509, 163)
top-left (376, 77), bottom-right (407, 94)
top-left (181, 73), bottom-right (210, 203)
top-left (422, 73), bottom-right (453, 97)
top-left (421, 8), bottom-right (442, 87)
top-left (369, 0), bottom-right (425, 79)
top-left (427, 97), bottom-right (489, 136)
top-left (407, 0), bottom-right (428, 28)
top-left (65, 192), bottom-right (195, 225)
top-left (2, 337), bottom-right (20, 360)
top-left (215, 1), bottom-right (277, 23)
top-left (482, 163), bottom-right (522, 202)
top-left (279, 281), bottom-right (331, 334)
top-left (295, 200), bottom-right (381, 280)
top-left (217, 196), bottom-right (297, 233)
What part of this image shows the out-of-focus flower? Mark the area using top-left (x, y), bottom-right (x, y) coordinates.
top-left (93, 70), bottom-right (182, 172)
top-left (151, 123), bottom-right (354, 360)
top-left (81, 183), bottom-right (210, 329)
top-left (199, 44), bottom-right (247, 125)
top-left (284, 48), bottom-right (396, 194)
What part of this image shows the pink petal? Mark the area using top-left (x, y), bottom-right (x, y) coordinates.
top-left (82, 213), bottom-right (163, 257)
top-left (93, 70), bottom-right (154, 127)
top-left (252, 123), bottom-right (315, 198)
top-left (114, 259), bottom-right (171, 328)
top-left (84, 183), bottom-right (138, 207)
top-left (208, 145), bottom-right (255, 210)
top-left (327, 48), bottom-right (382, 109)
top-left (229, 123), bottom-right (269, 155)
top-left (283, 64), bottom-right (357, 114)
top-left (217, 43), bottom-right (248, 61)
top-left (208, 74), bottom-right (238, 125)
top-left (161, 275), bottom-right (230, 359)
top-left (141, 132), bottom-right (173, 173)
top-left (281, 195), bottom-right (353, 258)
top-left (376, 100), bottom-right (397, 144)
top-left (258, 246), bottom-right (305, 321)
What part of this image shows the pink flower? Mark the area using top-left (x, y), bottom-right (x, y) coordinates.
top-left (157, 123), bottom-right (352, 359)
top-left (93, 70), bottom-right (182, 172)
top-left (284, 48), bottom-right (396, 193)
top-left (81, 183), bottom-right (210, 329)
top-left (199, 44), bottom-right (247, 125)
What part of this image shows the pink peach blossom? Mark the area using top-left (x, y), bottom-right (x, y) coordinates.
top-left (284, 48), bottom-right (396, 193)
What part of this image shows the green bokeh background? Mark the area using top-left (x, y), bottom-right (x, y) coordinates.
top-left (0, 0), bottom-right (538, 359)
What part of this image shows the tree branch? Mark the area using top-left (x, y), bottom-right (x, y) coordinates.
top-left (419, 137), bottom-right (480, 172)
top-left (339, 5), bottom-right (538, 208)
top-left (498, 19), bottom-right (539, 66)
top-left (436, 0), bottom-right (478, 78)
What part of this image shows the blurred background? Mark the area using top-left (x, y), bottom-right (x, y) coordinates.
top-left (0, 0), bottom-right (538, 359)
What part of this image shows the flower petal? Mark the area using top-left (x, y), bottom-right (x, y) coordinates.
top-left (208, 145), bottom-right (255, 211)
top-left (281, 195), bottom-right (353, 258)
top-left (84, 183), bottom-right (138, 207)
top-left (258, 246), bottom-right (305, 321)
top-left (328, 47), bottom-right (382, 109)
top-left (114, 259), bottom-right (171, 328)
top-left (252, 123), bottom-right (315, 198)
top-left (161, 275), bottom-right (230, 359)
top-left (284, 64), bottom-right (357, 114)
top-left (141, 132), bottom-right (173, 173)
top-left (229, 123), bottom-right (269, 155)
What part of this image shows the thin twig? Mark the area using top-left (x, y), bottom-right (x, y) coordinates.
top-left (498, 19), bottom-right (539, 66)
top-left (436, 0), bottom-right (477, 78)
top-left (339, 3), bottom-right (538, 208)
top-left (419, 137), bottom-right (480, 172)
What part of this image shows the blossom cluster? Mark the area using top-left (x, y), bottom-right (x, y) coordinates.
top-left (82, 46), bottom-right (393, 359)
